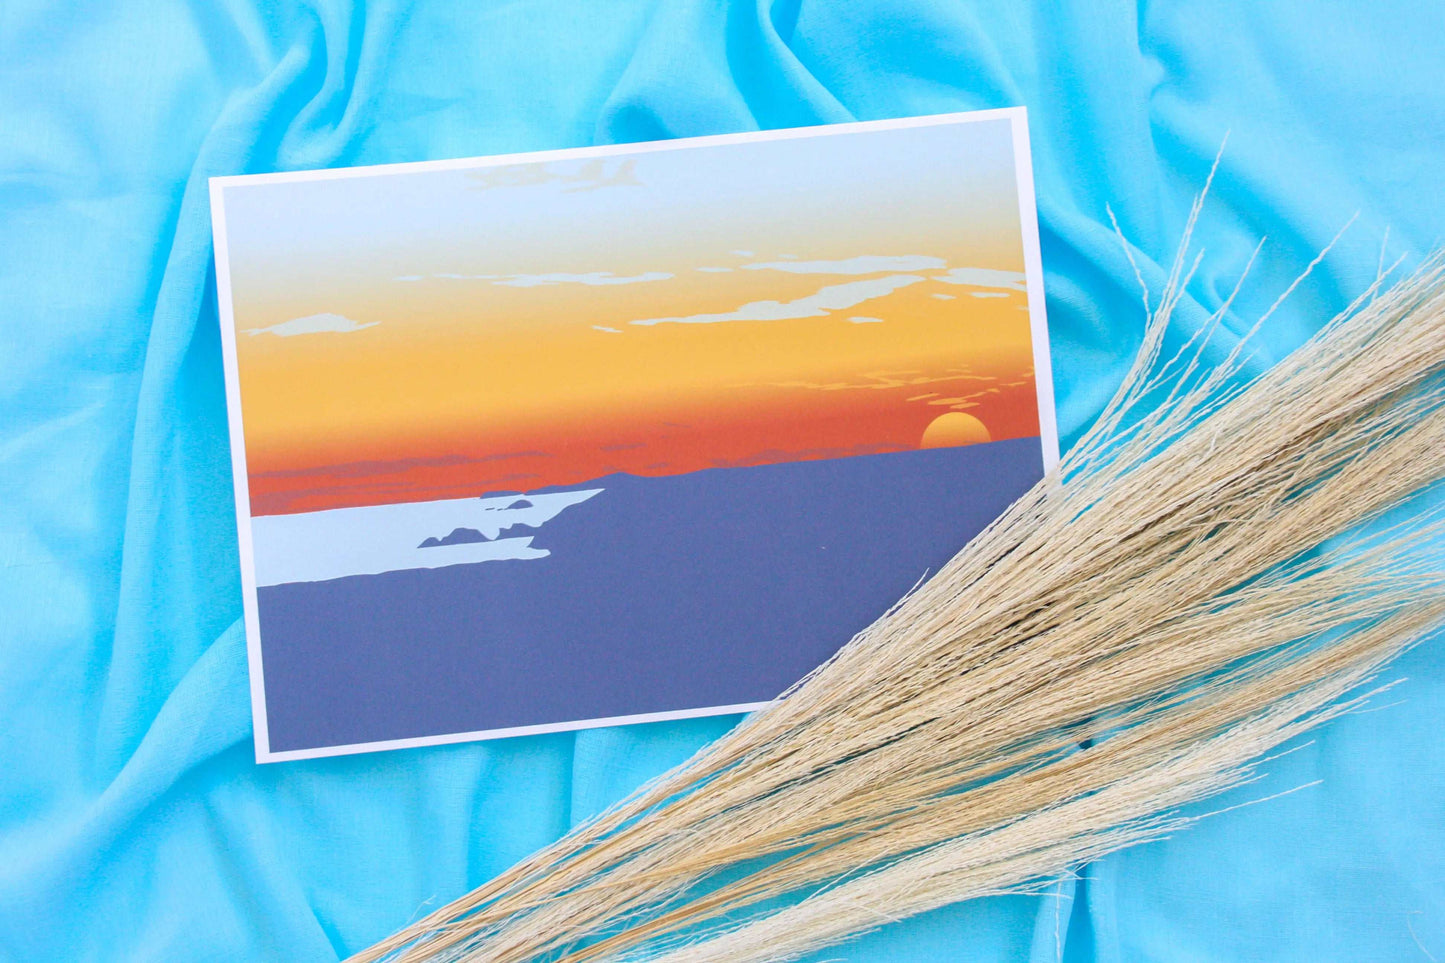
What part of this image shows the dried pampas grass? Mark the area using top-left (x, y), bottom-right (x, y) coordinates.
top-left (352, 216), bottom-right (1445, 963)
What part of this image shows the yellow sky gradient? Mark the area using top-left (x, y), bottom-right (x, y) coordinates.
top-left (237, 262), bottom-right (1035, 473)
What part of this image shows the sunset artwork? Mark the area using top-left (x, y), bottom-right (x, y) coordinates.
top-left (212, 109), bottom-right (1057, 760)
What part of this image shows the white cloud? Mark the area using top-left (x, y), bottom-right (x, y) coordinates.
top-left (631, 275), bottom-right (924, 327)
top-left (933, 267), bottom-right (1027, 291)
top-left (495, 271), bottom-right (672, 287)
top-left (592, 325), bottom-right (622, 333)
top-left (970, 291), bottom-right (1010, 299)
top-left (743, 255), bottom-right (945, 275)
top-left (393, 271), bottom-right (667, 285)
top-left (731, 249), bottom-right (755, 257)
top-left (246, 313), bottom-right (378, 338)
top-left (466, 158), bottom-right (640, 194)
top-left (848, 316), bottom-right (885, 324)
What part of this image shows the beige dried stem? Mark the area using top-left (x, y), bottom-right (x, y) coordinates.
top-left (351, 219), bottom-right (1445, 963)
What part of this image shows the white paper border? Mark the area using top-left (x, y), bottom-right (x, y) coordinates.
top-left (209, 107), bottom-right (1057, 763)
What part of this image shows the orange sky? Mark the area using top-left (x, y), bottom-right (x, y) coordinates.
top-left (240, 278), bottom-right (1038, 514)
top-left (222, 120), bottom-right (1042, 515)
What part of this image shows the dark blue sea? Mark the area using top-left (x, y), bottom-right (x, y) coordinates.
top-left (257, 437), bottom-right (1044, 752)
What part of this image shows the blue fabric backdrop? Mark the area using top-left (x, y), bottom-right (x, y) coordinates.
top-left (2, 2), bottom-right (1442, 959)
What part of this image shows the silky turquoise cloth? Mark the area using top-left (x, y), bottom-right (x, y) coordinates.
top-left (2, 2), bottom-right (1442, 959)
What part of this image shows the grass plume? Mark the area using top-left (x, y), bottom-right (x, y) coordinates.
top-left (351, 229), bottom-right (1445, 963)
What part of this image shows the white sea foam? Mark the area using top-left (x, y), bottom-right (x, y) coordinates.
top-left (251, 488), bottom-right (603, 586)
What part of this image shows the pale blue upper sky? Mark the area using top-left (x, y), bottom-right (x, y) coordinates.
top-left (221, 118), bottom-right (1024, 298)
